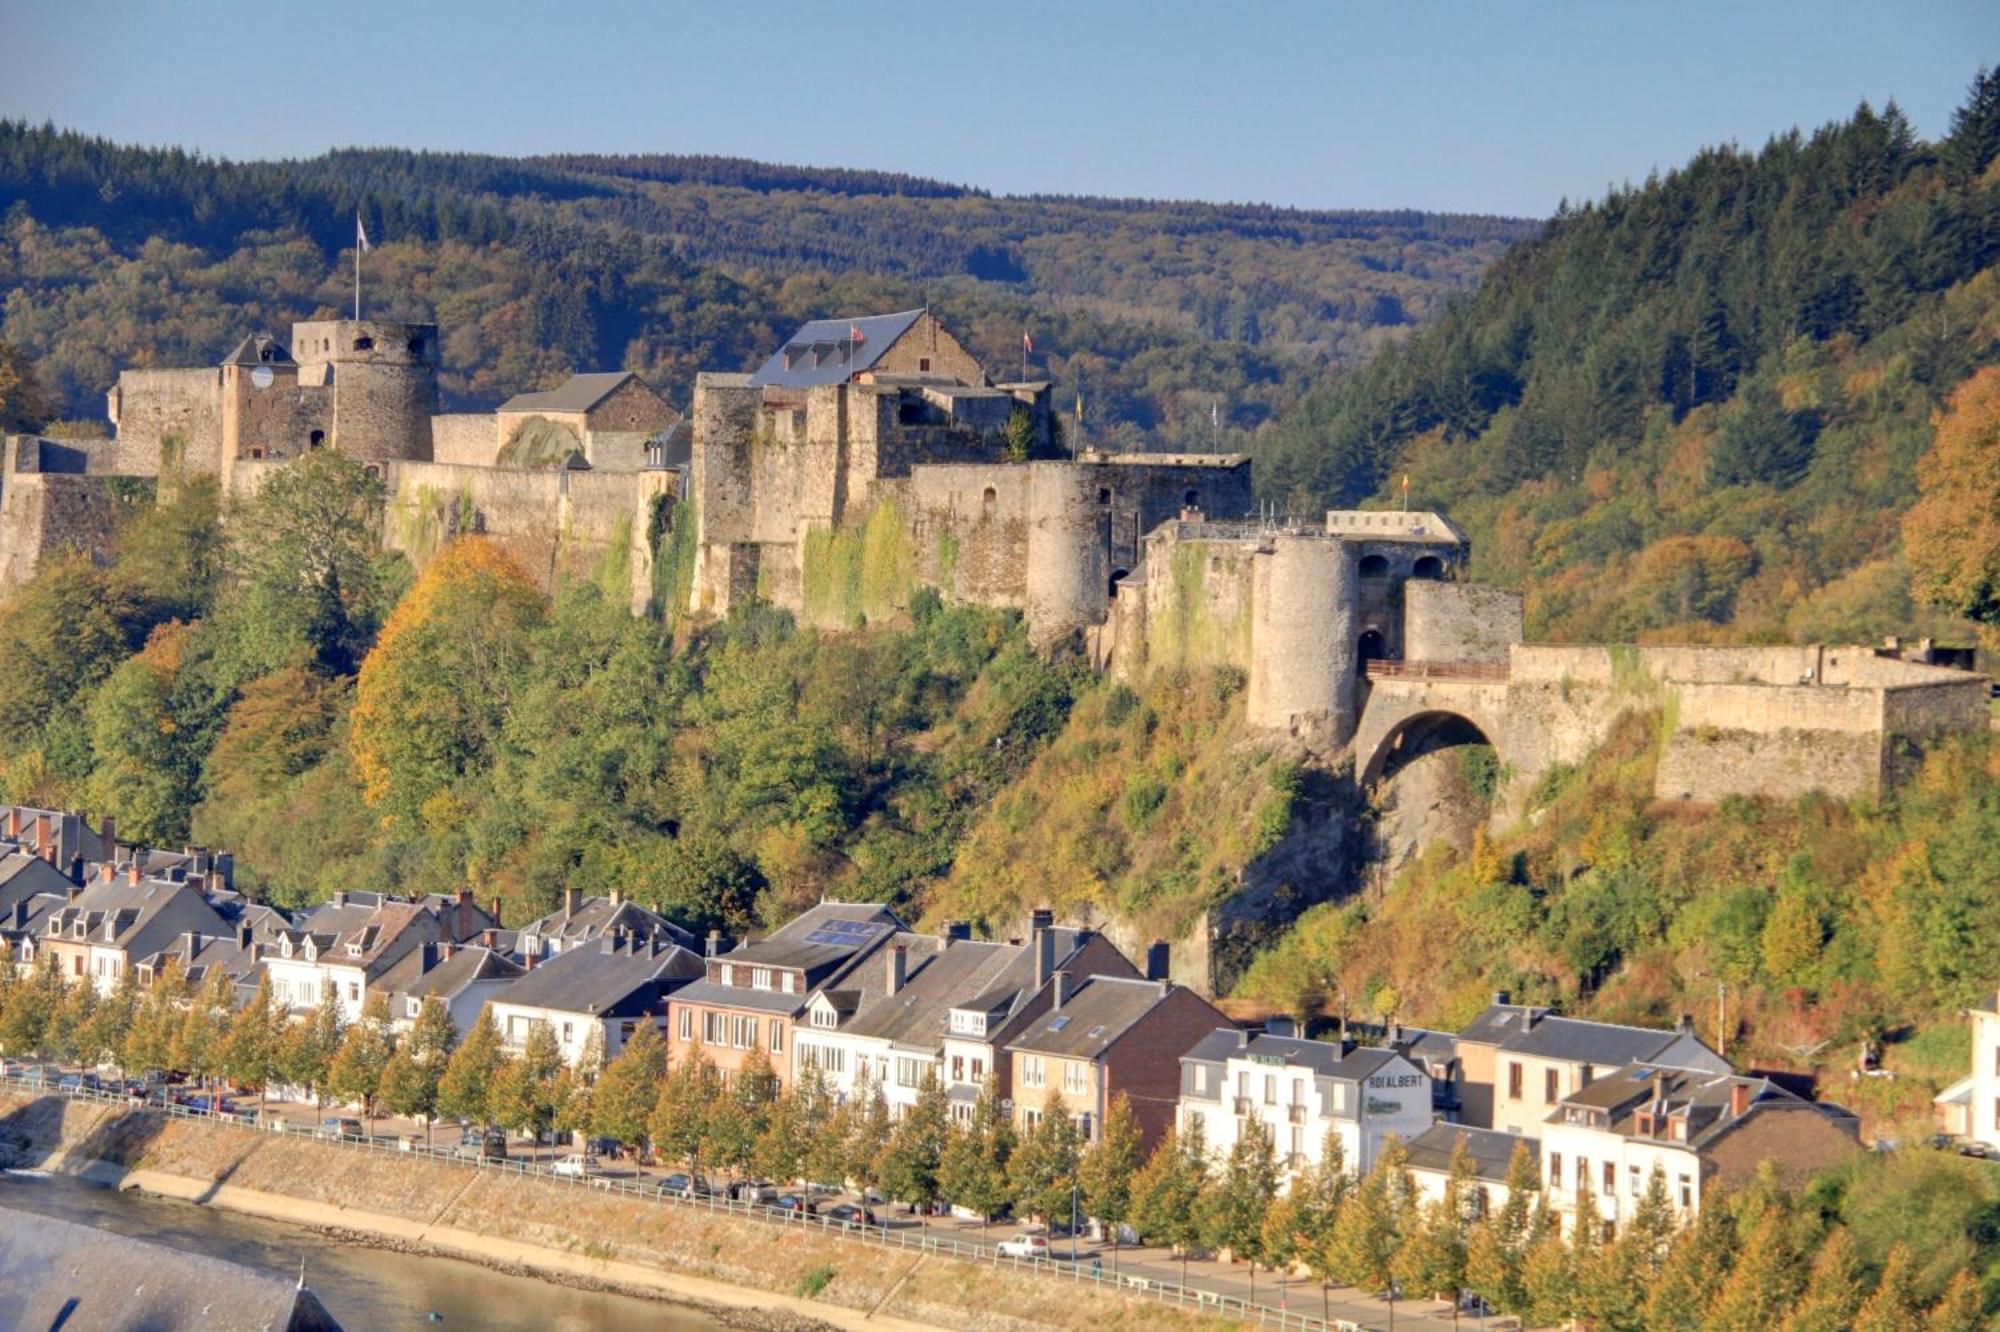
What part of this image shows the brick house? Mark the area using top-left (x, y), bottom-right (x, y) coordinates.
top-left (1006, 970), bottom-right (1227, 1149)
top-left (1541, 1064), bottom-right (1861, 1237)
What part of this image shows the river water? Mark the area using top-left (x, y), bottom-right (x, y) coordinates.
top-left (0, 1169), bottom-right (727, 1330)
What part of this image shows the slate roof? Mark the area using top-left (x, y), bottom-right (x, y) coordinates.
top-left (499, 370), bottom-right (642, 415)
top-left (956, 927), bottom-right (1120, 1028)
top-left (1178, 1027), bottom-right (1405, 1087)
top-left (1458, 1002), bottom-right (1730, 1074)
top-left (47, 877), bottom-right (231, 957)
top-left (835, 937), bottom-right (1010, 1049)
top-left (749, 309), bottom-right (926, 389)
top-left (377, 942), bottom-right (523, 1012)
top-left (0, 851), bottom-right (70, 917)
top-left (1554, 1062), bottom-right (1859, 1152)
top-left (0, 1203), bottom-right (343, 1331)
top-left (1008, 976), bottom-right (1177, 1060)
top-left (519, 895), bottom-right (694, 952)
top-left (221, 332), bottom-right (295, 368)
top-left (1406, 1123), bottom-right (1535, 1184)
top-left (495, 936), bottom-right (703, 1018)
top-left (722, 901), bottom-right (904, 975)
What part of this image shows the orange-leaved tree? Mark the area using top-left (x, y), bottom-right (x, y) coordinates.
top-left (350, 537), bottom-right (546, 824)
top-left (1903, 365), bottom-right (2000, 643)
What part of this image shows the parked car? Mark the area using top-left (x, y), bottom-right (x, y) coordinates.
top-left (452, 1130), bottom-right (508, 1161)
top-left (1960, 1141), bottom-right (1992, 1159)
top-left (770, 1193), bottom-right (818, 1216)
top-left (729, 1179), bottom-right (777, 1204)
top-left (657, 1173), bottom-right (713, 1198)
top-left (823, 1202), bottom-right (878, 1227)
top-left (320, 1116), bottom-right (363, 1139)
top-left (551, 1153), bottom-right (597, 1179)
top-left (997, 1234), bottom-right (1050, 1260)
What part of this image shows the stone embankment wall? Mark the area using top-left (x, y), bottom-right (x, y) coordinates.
top-left (0, 473), bottom-right (134, 587)
top-left (0, 1089), bottom-right (1225, 1332)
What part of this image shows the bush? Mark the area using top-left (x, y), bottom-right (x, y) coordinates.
top-left (795, 1264), bottom-right (836, 1298)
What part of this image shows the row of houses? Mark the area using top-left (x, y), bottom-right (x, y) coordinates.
top-left (0, 804), bottom-right (1866, 1241)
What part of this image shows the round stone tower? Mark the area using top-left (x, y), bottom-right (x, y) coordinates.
top-left (290, 319), bottom-right (439, 464)
top-left (1247, 535), bottom-right (1358, 746)
top-left (1023, 464), bottom-right (1109, 645)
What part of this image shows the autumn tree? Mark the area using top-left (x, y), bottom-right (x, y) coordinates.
top-left (437, 1004), bottom-right (503, 1128)
top-left (380, 995), bottom-right (458, 1141)
top-left (0, 339), bottom-right (53, 433)
top-left (1009, 1096), bottom-right (1084, 1236)
top-left (1131, 1123), bottom-right (1206, 1286)
top-left (327, 992), bottom-right (396, 1126)
top-left (1852, 1243), bottom-right (1922, 1332)
top-left (877, 1070), bottom-right (951, 1228)
top-left (1199, 1120), bottom-right (1280, 1302)
top-left (488, 1019), bottom-right (563, 1142)
top-left (1904, 365), bottom-right (2000, 638)
top-left (1077, 1093), bottom-right (1143, 1272)
top-left (220, 972), bottom-right (285, 1108)
top-left (590, 1023), bottom-right (665, 1151)
top-left (283, 987), bottom-right (346, 1107)
top-left (650, 1046), bottom-right (715, 1173)
top-left (938, 1075), bottom-right (1013, 1232)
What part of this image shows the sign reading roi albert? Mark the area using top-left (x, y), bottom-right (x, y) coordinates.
top-left (1365, 1071), bottom-right (1424, 1117)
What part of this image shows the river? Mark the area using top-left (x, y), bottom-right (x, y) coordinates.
top-left (0, 1169), bottom-right (728, 1330)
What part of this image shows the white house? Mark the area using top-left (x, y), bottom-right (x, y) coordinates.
top-left (1953, 990), bottom-right (2000, 1151)
top-left (377, 941), bottom-right (523, 1041)
top-left (264, 898), bottom-right (441, 1023)
top-left (487, 933), bottom-right (704, 1065)
top-left (1177, 1028), bottom-right (1433, 1183)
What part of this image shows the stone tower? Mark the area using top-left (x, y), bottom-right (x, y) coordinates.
top-left (291, 319), bottom-right (439, 465)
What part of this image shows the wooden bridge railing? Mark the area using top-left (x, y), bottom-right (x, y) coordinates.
top-left (1363, 659), bottom-right (1509, 682)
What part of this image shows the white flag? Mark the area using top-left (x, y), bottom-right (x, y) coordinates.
top-left (356, 214), bottom-right (371, 252)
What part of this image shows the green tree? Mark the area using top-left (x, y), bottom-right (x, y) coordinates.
top-left (174, 965), bottom-right (236, 1085)
top-left (282, 986), bottom-right (346, 1107)
top-left (1199, 1121), bottom-right (1280, 1302)
top-left (590, 1023), bottom-right (665, 1151)
top-left (754, 1077), bottom-right (809, 1185)
top-left (1852, 1243), bottom-right (1922, 1332)
top-left (1323, 1138), bottom-right (1411, 1295)
top-left (877, 1070), bottom-right (951, 1229)
top-left (229, 451), bottom-right (391, 674)
top-left (48, 970), bottom-right (96, 1066)
top-left (82, 966), bottom-right (139, 1075)
top-left (488, 1019), bottom-right (563, 1143)
top-left (1923, 1268), bottom-right (1983, 1332)
top-left (938, 1075), bottom-right (1013, 1232)
top-left (1009, 1096), bottom-right (1083, 1234)
top-left (1644, 1200), bottom-right (1737, 1332)
top-left (220, 972), bottom-right (284, 1109)
top-left (649, 1045), bottom-right (715, 1172)
top-left (380, 995), bottom-right (457, 1140)
top-left (326, 992), bottom-right (396, 1126)
top-left (1705, 1210), bottom-right (1799, 1332)
top-left (844, 1074), bottom-right (894, 1196)
top-left (437, 1004), bottom-right (502, 1128)
top-left (1779, 1225), bottom-right (1866, 1332)
top-left (1077, 1092), bottom-right (1143, 1273)
top-left (2, 956), bottom-right (61, 1060)
top-left (1131, 1123), bottom-right (1206, 1286)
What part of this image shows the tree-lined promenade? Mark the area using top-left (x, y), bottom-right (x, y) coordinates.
top-left (0, 953), bottom-right (1982, 1330)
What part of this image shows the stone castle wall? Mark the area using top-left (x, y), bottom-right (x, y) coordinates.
top-left (431, 414), bottom-right (497, 466)
top-left (106, 368), bottom-right (221, 476)
top-left (1404, 581), bottom-right (1524, 664)
top-left (0, 473), bottom-right (132, 586)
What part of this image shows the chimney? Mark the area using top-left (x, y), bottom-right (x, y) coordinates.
top-left (238, 921), bottom-right (252, 949)
top-left (5, 807), bottom-right (18, 839)
top-left (1652, 1071), bottom-right (1667, 1107)
top-left (99, 861), bottom-right (114, 883)
top-left (333, 891), bottom-right (348, 909)
top-left (524, 950), bottom-right (537, 970)
top-left (455, 887), bottom-right (471, 907)
top-left (481, 928), bottom-right (497, 949)
top-left (1029, 906), bottom-right (1054, 932)
top-left (886, 944), bottom-right (907, 996)
top-left (126, 861), bottom-right (141, 886)
top-left (65, 883), bottom-right (82, 903)
top-left (1034, 920), bottom-right (1056, 991)
top-left (564, 887), bottom-right (580, 919)
top-left (214, 852), bottom-right (233, 890)
top-left (1676, 1013), bottom-right (1694, 1036)
top-left (439, 941), bottom-right (454, 962)
top-left (11, 898), bottom-right (26, 929)
top-left (611, 888), bottom-right (623, 907)
top-left (706, 928), bottom-right (721, 959)
top-left (419, 941), bottom-right (438, 973)
top-left (1053, 969), bottom-right (1074, 1008)
top-left (1145, 939), bottom-right (1170, 983)
top-left (1493, 990), bottom-right (1510, 1007)
top-left (945, 920), bottom-right (971, 942)
top-left (489, 897), bottom-right (501, 926)
top-left (1729, 1081), bottom-right (1753, 1117)
top-left (183, 929), bottom-right (199, 960)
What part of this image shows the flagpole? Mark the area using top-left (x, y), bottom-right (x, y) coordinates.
top-left (354, 213), bottom-right (362, 322)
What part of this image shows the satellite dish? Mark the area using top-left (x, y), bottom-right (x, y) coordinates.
top-left (250, 366), bottom-right (274, 390)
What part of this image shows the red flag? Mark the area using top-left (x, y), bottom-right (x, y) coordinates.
top-left (1022, 331), bottom-right (1034, 353)
top-left (850, 322), bottom-right (865, 343)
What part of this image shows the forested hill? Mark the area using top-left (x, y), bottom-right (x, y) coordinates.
top-left (1260, 78), bottom-right (2000, 647)
top-left (0, 122), bottom-right (1532, 445)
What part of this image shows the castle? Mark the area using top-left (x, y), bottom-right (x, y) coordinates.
top-left (5, 308), bottom-right (1987, 823)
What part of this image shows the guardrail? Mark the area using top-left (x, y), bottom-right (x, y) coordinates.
top-left (0, 1068), bottom-right (1369, 1331)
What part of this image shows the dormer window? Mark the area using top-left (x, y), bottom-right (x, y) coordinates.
top-left (281, 938), bottom-right (293, 958)
top-left (523, 935), bottom-right (539, 956)
top-left (811, 1005), bottom-right (837, 1030)
top-left (46, 918), bottom-right (59, 935)
top-left (720, 964), bottom-right (734, 986)
top-left (346, 942), bottom-right (363, 957)
top-left (781, 972), bottom-right (796, 994)
top-left (752, 967), bottom-right (772, 991)
top-left (72, 922), bottom-right (85, 939)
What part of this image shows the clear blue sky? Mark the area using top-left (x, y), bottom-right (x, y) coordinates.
top-left (1, 1), bottom-right (1991, 217)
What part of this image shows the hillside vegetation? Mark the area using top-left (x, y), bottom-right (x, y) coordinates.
top-left (1261, 80), bottom-right (2000, 647)
top-left (0, 122), bottom-right (1530, 449)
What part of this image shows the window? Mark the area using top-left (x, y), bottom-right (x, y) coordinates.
top-left (406, 337), bottom-right (425, 356)
top-left (951, 1055), bottom-right (964, 1082)
top-left (981, 486), bottom-right (997, 514)
top-left (348, 983), bottom-right (360, 1002)
top-left (309, 430), bottom-right (325, 449)
top-left (1023, 1055), bottom-right (1046, 1089)
top-left (1193, 1066), bottom-right (1206, 1094)
top-left (1022, 1109), bottom-right (1041, 1130)
top-left (1677, 1174), bottom-right (1693, 1208)
top-left (1263, 1074), bottom-right (1276, 1105)
top-left (1508, 1062), bottom-right (1524, 1099)
top-left (1062, 1061), bottom-right (1088, 1095)
top-left (769, 1020), bottom-right (784, 1053)
top-left (919, 357), bottom-right (931, 372)
top-left (1628, 1164), bottom-right (1642, 1197)
top-left (407, 999), bottom-right (420, 1018)
top-left (752, 967), bottom-right (772, 991)
top-left (720, 964), bottom-right (733, 986)
top-left (970, 1058), bottom-right (984, 1082)
top-left (1289, 1126), bottom-right (1303, 1160)
top-left (730, 1016), bottom-right (758, 1049)
top-left (1602, 1160), bottom-right (1615, 1194)
top-left (1187, 1109), bottom-right (1205, 1135)
top-left (702, 1012), bottom-right (727, 1045)
top-left (72, 955), bottom-right (84, 976)
top-left (1578, 1159), bottom-right (1590, 1194)
top-left (898, 1058), bottom-right (924, 1088)
top-left (781, 972), bottom-right (796, 994)
top-left (811, 1006), bottom-right (837, 1030)
top-left (353, 337), bottom-right (374, 351)
top-left (562, 1022), bottom-right (574, 1043)
top-left (1332, 1083), bottom-right (1347, 1112)
top-left (248, 446), bottom-right (265, 459)
top-left (677, 1008), bottom-right (692, 1041)
top-left (1544, 1067), bottom-right (1559, 1104)
top-left (1579, 1064), bottom-right (1594, 1088)
top-left (1549, 1153), bottom-right (1563, 1188)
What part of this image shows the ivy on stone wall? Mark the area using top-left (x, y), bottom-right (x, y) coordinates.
top-left (800, 499), bottom-right (917, 628)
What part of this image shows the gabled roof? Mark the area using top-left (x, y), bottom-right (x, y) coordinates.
top-left (377, 942), bottom-right (523, 1012)
top-left (1459, 1002), bottom-right (1730, 1074)
top-left (48, 876), bottom-right (230, 954)
top-left (1554, 1062), bottom-right (1858, 1153)
top-left (520, 895), bottom-right (695, 951)
top-left (1177, 1027), bottom-right (1405, 1082)
top-left (495, 936), bottom-right (703, 1018)
top-left (749, 309), bottom-right (926, 389)
top-left (723, 900), bottom-right (904, 975)
top-left (1008, 976), bottom-right (1182, 1060)
top-left (499, 371), bottom-right (641, 414)
top-left (1406, 1123), bottom-right (1536, 1183)
top-left (221, 333), bottom-right (295, 368)
top-left (836, 937), bottom-right (1012, 1048)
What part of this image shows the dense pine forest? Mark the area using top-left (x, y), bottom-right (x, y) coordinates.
top-left (0, 122), bottom-right (1529, 449)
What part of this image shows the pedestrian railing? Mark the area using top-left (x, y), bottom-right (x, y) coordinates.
top-left (1, 1069), bottom-right (1388, 1332)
